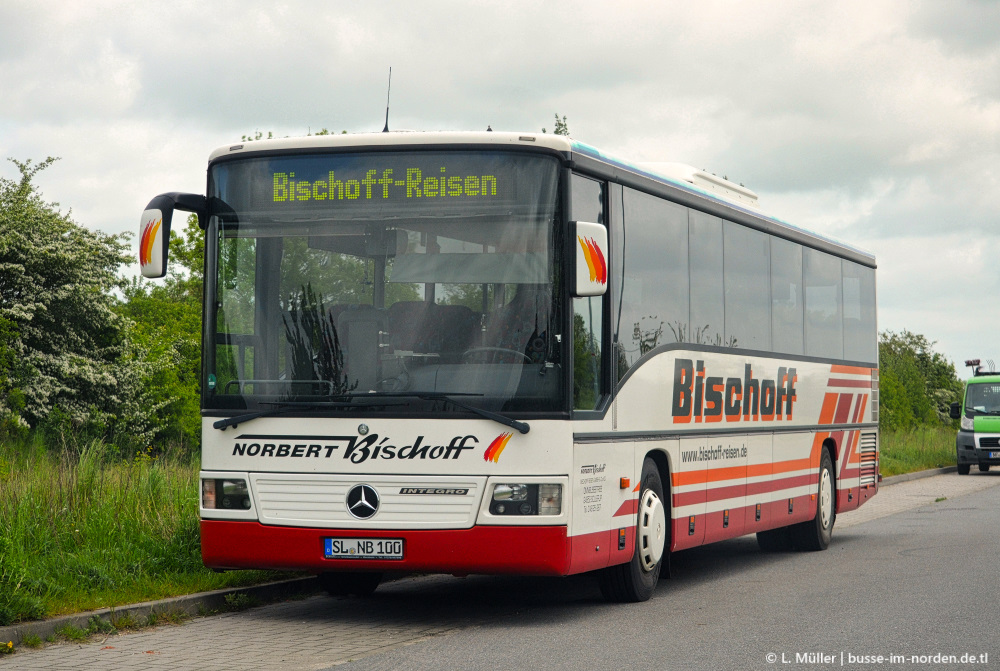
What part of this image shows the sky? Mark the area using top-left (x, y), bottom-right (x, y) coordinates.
top-left (2, 0), bottom-right (999, 371)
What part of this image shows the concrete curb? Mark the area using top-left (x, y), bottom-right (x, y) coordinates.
top-left (880, 465), bottom-right (957, 486)
top-left (0, 576), bottom-right (321, 648)
top-left (0, 466), bottom-right (961, 648)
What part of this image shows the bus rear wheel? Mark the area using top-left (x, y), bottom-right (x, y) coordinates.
top-left (598, 457), bottom-right (667, 603)
top-left (790, 449), bottom-right (835, 551)
top-left (318, 571), bottom-right (382, 597)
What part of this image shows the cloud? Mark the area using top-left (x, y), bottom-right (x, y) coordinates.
top-left (2, 0), bottom-right (999, 366)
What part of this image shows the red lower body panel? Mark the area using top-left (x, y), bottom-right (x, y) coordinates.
top-left (201, 520), bottom-right (576, 576)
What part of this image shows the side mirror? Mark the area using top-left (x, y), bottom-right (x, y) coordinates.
top-left (571, 221), bottom-right (608, 297)
top-left (949, 401), bottom-right (962, 420)
top-left (139, 192), bottom-right (207, 278)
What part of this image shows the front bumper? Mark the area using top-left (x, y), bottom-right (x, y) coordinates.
top-left (201, 520), bottom-right (574, 576)
top-left (956, 432), bottom-right (1000, 466)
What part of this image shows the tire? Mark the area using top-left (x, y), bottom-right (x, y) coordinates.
top-left (958, 463), bottom-right (971, 475)
top-left (756, 527), bottom-right (794, 552)
top-left (318, 571), bottom-right (382, 597)
top-left (790, 448), bottom-right (836, 551)
top-left (979, 464), bottom-right (990, 473)
top-left (598, 457), bottom-right (667, 602)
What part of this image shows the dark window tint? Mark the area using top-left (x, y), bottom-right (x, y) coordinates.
top-left (724, 222), bottom-right (770, 350)
top-left (804, 247), bottom-right (843, 358)
top-left (571, 174), bottom-right (606, 408)
top-left (619, 188), bottom-right (688, 371)
top-left (843, 260), bottom-right (876, 362)
top-left (770, 236), bottom-right (804, 355)
top-left (571, 174), bottom-right (604, 224)
top-left (689, 210), bottom-right (724, 347)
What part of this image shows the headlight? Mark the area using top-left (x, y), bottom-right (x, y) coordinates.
top-left (490, 483), bottom-right (562, 516)
top-left (202, 478), bottom-right (252, 510)
top-left (492, 484), bottom-right (529, 501)
top-left (961, 415), bottom-right (974, 431)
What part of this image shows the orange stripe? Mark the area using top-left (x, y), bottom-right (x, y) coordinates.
top-left (848, 430), bottom-right (861, 463)
top-left (831, 364), bottom-right (871, 376)
top-left (773, 457), bottom-right (812, 476)
top-left (818, 393), bottom-right (838, 425)
top-left (810, 432), bottom-right (828, 471)
top-left (140, 222), bottom-right (152, 265)
top-left (672, 457), bottom-right (814, 487)
top-left (578, 237), bottom-right (597, 281)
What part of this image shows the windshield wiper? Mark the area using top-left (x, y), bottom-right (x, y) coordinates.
top-left (333, 392), bottom-right (530, 434)
top-left (213, 400), bottom-right (407, 430)
top-left (418, 393), bottom-right (530, 434)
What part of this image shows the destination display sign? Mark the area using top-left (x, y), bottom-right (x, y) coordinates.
top-left (210, 151), bottom-right (558, 218)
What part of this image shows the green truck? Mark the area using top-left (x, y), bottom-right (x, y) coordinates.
top-left (950, 359), bottom-right (1000, 475)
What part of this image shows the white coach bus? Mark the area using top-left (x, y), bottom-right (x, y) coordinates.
top-left (139, 131), bottom-right (878, 602)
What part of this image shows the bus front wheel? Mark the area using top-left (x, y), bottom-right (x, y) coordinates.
top-left (598, 457), bottom-right (667, 603)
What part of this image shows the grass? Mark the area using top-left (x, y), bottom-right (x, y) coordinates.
top-left (0, 437), bottom-right (296, 626)
top-left (879, 426), bottom-right (956, 477)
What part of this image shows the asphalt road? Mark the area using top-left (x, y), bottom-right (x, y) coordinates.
top-left (332, 473), bottom-right (1000, 671)
top-left (5, 472), bottom-right (999, 671)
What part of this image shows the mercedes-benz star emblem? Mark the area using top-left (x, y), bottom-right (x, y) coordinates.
top-left (346, 484), bottom-right (380, 519)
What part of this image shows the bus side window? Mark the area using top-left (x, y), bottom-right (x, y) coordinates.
top-left (572, 174), bottom-right (606, 410)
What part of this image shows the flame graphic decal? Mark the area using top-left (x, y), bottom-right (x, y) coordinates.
top-left (577, 236), bottom-right (607, 284)
top-left (139, 218), bottom-right (162, 267)
top-left (483, 432), bottom-right (512, 463)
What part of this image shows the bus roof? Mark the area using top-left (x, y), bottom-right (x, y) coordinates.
top-left (208, 131), bottom-right (876, 267)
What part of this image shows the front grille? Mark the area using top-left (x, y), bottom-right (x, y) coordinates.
top-left (979, 437), bottom-right (1000, 448)
top-left (250, 474), bottom-right (485, 530)
top-left (859, 432), bottom-right (878, 486)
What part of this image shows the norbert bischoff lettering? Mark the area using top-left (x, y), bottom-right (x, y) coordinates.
top-left (671, 359), bottom-right (798, 423)
top-left (231, 434), bottom-right (479, 463)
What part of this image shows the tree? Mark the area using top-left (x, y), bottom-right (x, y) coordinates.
top-left (542, 114), bottom-right (570, 136)
top-left (878, 330), bottom-right (963, 431)
top-left (0, 158), bottom-right (179, 447)
top-left (117, 213), bottom-right (204, 450)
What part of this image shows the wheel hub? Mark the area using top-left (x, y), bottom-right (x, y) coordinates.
top-left (819, 467), bottom-right (833, 530)
top-left (638, 489), bottom-right (666, 571)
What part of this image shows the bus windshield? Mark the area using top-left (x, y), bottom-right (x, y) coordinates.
top-left (204, 150), bottom-right (563, 415)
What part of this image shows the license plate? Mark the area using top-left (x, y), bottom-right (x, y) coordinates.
top-left (990, 452), bottom-right (1000, 459)
top-left (324, 538), bottom-right (403, 560)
